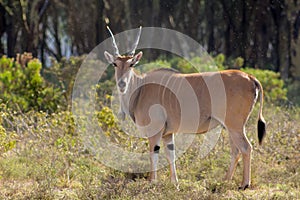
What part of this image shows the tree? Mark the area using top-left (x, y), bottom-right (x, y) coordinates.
top-left (0, 0), bottom-right (298, 84)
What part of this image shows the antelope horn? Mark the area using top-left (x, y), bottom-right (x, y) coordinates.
top-left (129, 26), bottom-right (142, 56)
top-left (106, 26), bottom-right (120, 56)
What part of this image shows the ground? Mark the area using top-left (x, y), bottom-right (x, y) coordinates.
top-left (0, 104), bottom-right (299, 199)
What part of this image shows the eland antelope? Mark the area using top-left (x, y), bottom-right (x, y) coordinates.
top-left (104, 27), bottom-right (266, 190)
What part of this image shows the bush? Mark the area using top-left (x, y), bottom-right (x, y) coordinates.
top-left (0, 122), bottom-right (16, 154)
top-left (43, 55), bottom-right (85, 106)
top-left (0, 53), bottom-right (63, 112)
top-left (169, 56), bottom-right (219, 73)
top-left (139, 55), bottom-right (222, 74)
top-left (287, 80), bottom-right (300, 105)
top-left (241, 68), bottom-right (287, 102)
top-left (138, 59), bottom-right (171, 73)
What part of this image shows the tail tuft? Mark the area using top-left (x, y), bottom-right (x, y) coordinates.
top-left (252, 76), bottom-right (266, 145)
top-left (258, 118), bottom-right (266, 145)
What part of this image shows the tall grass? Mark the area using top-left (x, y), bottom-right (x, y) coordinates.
top-left (0, 103), bottom-right (299, 199)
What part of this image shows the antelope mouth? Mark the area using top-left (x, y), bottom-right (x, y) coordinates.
top-left (118, 87), bottom-right (126, 94)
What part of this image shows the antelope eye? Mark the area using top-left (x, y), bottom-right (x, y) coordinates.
top-left (113, 63), bottom-right (117, 67)
top-left (130, 63), bottom-right (134, 67)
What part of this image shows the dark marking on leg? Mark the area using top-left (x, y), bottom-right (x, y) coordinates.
top-left (154, 145), bottom-right (160, 153)
top-left (244, 184), bottom-right (249, 190)
top-left (238, 184), bottom-right (249, 190)
top-left (167, 144), bottom-right (175, 151)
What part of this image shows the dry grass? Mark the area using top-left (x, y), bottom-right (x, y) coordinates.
top-left (0, 104), bottom-right (299, 199)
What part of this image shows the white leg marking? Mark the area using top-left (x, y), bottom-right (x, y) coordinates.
top-left (149, 131), bottom-right (163, 182)
top-left (163, 134), bottom-right (178, 183)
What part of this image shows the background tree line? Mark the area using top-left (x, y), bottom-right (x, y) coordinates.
top-left (0, 2), bottom-right (299, 198)
top-left (0, 0), bottom-right (299, 82)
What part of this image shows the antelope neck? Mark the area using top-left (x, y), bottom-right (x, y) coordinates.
top-left (119, 70), bottom-right (143, 121)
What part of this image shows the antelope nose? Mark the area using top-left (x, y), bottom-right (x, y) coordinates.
top-left (118, 80), bottom-right (126, 89)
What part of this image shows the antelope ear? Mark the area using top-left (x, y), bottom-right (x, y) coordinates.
top-left (104, 51), bottom-right (115, 64)
top-left (131, 51), bottom-right (143, 66)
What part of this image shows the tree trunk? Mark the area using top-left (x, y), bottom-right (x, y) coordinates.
top-left (6, 16), bottom-right (17, 57)
top-left (278, 11), bottom-right (291, 80)
top-left (205, 0), bottom-right (215, 53)
top-left (0, 4), bottom-right (5, 55)
top-left (291, 11), bottom-right (300, 80)
top-left (254, 1), bottom-right (269, 69)
top-left (95, 0), bottom-right (104, 45)
top-left (239, 0), bottom-right (247, 62)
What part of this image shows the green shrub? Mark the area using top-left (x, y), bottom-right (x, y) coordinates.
top-left (140, 56), bottom-right (221, 74)
top-left (43, 55), bottom-right (85, 105)
top-left (169, 57), bottom-right (197, 73)
top-left (169, 56), bottom-right (219, 73)
top-left (233, 57), bottom-right (244, 68)
top-left (0, 53), bottom-right (63, 112)
top-left (287, 80), bottom-right (300, 105)
top-left (138, 59), bottom-right (171, 73)
top-left (214, 54), bottom-right (226, 69)
top-left (0, 123), bottom-right (16, 154)
top-left (241, 68), bottom-right (287, 102)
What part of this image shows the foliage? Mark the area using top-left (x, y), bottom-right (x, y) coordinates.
top-left (241, 68), bottom-right (287, 102)
top-left (214, 53), bottom-right (226, 69)
top-left (0, 52), bottom-right (297, 198)
top-left (0, 53), bottom-right (63, 112)
top-left (138, 55), bottom-right (222, 74)
top-left (94, 98), bottom-right (148, 153)
top-left (0, 103), bottom-right (299, 199)
top-left (168, 56), bottom-right (220, 73)
top-left (138, 59), bottom-right (171, 73)
top-left (1, 0), bottom-right (300, 86)
top-left (287, 80), bottom-right (300, 105)
top-left (0, 105), bottom-right (16, 154)
top-left (96, 80), bottom-right (116, 102)
top-left (229, 56), bottom-right (244, 69)
top-left (43, 55), bottom-right (85, 105)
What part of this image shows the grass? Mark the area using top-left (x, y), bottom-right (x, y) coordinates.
top-left (0, 104), bottom-right (299, 199)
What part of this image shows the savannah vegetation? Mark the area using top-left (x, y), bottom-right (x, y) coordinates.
top-left (0, 0), bottom-right (299, 199)
top-left (0, 53), bottom-right (298, 199)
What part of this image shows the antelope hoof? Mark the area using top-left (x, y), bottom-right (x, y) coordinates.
top-left (174, 183), bottom-right (180, 191)
top-left (238, 184), bottom-right (249, 190)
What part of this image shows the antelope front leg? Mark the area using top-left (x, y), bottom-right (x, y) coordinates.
top-left (163, 134), bottom-right (178, 183)
top-left (149, 131), bottom-right (163, 182)
top-left (117, 106), bottom-right (125, 121)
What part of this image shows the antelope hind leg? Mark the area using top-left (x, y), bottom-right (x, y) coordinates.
top-left (162, 134), bottom-right (178, 183)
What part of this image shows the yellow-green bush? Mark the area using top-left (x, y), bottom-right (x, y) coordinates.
top-left (241, 68), bottom-right (287, 102)
top-left (43, 56), bottom-right (85, 105)
top-left (0, 54), bottom-right (63, 112)
top-left (0, 124), bottom-right (16, 154)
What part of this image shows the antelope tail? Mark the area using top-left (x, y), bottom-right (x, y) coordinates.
top-left (254, 78), bottom-right (266, 145)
